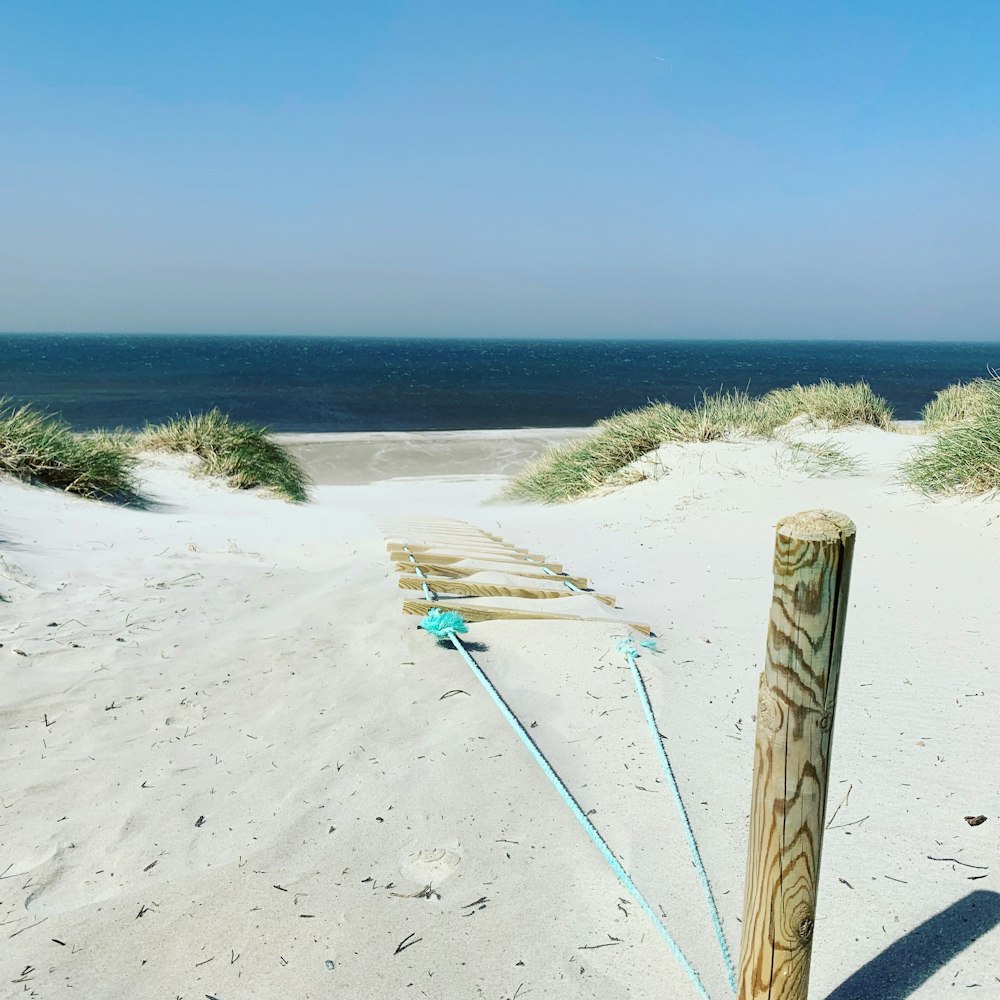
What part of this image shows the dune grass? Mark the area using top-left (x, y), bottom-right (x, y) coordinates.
top-left (903, 377), bottom-right (1000, 497)
top-left (784, 441), bottom-right (862, 477)
top-left (138, 409), bottom-right (310, 501)
top-left (0, 403), bottom-right (309, 503)
top-left (0, 400), bottom-right (140, 502)
top-left (502, 425), bottom-right (660, 504)
top-left (504, 381), bottom-right (892, 502)
top-left (760, 380), bottom-right (894, 430)
top-left (921, 377), bottom-right (1000, 431)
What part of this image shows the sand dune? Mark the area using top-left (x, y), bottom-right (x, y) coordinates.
top-left (2, 427), bottom-right (998, 998)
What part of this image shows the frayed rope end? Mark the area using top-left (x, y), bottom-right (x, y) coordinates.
top-left (419, 608), bottom-right (469, 638)
top-left (617, 636), bottom-right (660, 661)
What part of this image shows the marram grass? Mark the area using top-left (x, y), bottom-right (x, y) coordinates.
top-left (139, 410), bottom-right (310, 502)
top-left (760, 379), bottom-right (894, 430)
top-left (904, 376), bottom-right (1000, 497)
top-left (0, 400), bottom-right (140, 502)
top-left (504, 381), bottom-right (893, 503)
top-left (0, 403), bottom-right (310, 503)
top-left (921, 378), bottom-right (1000, 431)
top-left (784, 441), bottom-right (862, 477)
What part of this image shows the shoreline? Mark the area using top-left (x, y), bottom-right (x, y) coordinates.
top-left (274, 426), bottom-right (592, 485)
top-left (271, 426), bottom-right (591, 443)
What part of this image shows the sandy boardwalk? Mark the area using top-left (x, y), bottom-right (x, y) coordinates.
top-left (2, 427), bottom-right (998, 999)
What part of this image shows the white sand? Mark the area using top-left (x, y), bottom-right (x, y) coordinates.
top-left (275, 427), bottom-right (593, 484)
top-left (2, 428), bottom-right (998, 998)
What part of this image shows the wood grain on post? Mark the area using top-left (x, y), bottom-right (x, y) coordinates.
top-left (739, 510), bottom-right (856, 1000)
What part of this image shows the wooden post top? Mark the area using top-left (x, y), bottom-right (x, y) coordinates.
top-left (775, 509), bottom-right (855, 542)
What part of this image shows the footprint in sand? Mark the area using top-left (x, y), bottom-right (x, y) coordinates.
top-left (164, 699), bottom-right (208, 729)
top-left (401, 847), bottom-right (462, 883)
top-left (3, 842), bottom-right (69, 917)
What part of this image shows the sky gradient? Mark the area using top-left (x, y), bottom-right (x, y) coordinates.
top-left (1, 1), bottom-right (998, 339)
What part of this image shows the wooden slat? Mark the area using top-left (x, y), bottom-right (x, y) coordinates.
top-left (387, 525), bottom-right (500, 539)
top-left (392, 533), bottom-right (507, 543)
top-left (397, 573), bottom-right (616, 606)
top-left (390, 532), bottom-right (498, 543)
top-left (402, 598), bottom-right (650, 635)
top-left (392, 535), bottom-right (499, 544)
top-left (391, 551), bottom-right (563, 572)
top-left (391, 532), bottom-right (507, 544)
top-left (390, 548), bottom-right (545, 564)
top-left (390, 543), bottom-right (543, 561)
top-left (390, 545), bottom-right (541, 561)
top-left (387, 540), bottom-right (532, 556)
top-left (388, 519), bottom-right (478, 526)
top-left (394, 561), bottom-right (589, 588)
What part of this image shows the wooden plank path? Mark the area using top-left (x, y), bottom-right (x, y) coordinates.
top-left (401, 599), bottom-right (651, 634)
top-left (388, 549), bottom-right (561, 571)
top-left (393, 560), bottom-right (590, 589)
top-left (397, 572), bottom-right (618, 606)
top-left (384, 517), bottom-right (650, 634)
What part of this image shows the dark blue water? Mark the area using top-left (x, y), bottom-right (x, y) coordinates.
top-left (1, 334), bottom-right (998, 431)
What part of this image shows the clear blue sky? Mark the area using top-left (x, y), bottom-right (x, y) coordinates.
top-left (1, 1), bottom-right (997, 338)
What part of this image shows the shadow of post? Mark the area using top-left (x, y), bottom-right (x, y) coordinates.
top-left (826, 890), bottom-right (1000, 999)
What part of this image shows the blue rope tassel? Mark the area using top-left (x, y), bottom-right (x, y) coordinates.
top-left (617, 638), bottom-right (737, 993)
top-left (419, 610), bottom-right (714, 1000)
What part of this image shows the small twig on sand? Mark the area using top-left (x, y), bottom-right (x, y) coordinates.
top-left (825, 783), bottom-right (852, 828)
top-left (9, 917), bottom-right (48, 939)
top-left (579, 935), bottom-right (622, 950)
top-left (390, 884), bottom-right (440, 900)
top-left (928, 856), bottom-right (988, 870)
top-left (394, 932), bottom-right (422, 955)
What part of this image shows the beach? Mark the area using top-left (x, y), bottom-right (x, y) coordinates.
top-left (2, 424), bottom-right (998, 999)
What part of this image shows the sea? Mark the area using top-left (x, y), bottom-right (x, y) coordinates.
top-left (2, 334), bottom-right (998, 432)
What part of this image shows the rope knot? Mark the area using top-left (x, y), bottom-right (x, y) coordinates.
top-left (419, 608), bottom-right (469, 638)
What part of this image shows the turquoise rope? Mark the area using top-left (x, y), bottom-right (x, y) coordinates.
top-left (426, 621), bottom-right (714, 1000)
top-left (619, 640), bottom-right (737, 994)
top-left (402, 545), bottom-right (434, 601)
top-left (539, 563), bottom-right (582, 593)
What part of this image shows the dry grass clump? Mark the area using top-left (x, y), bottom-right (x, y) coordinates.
top-left (0, 403), bottom-right (309, 503)
top-left (921, 378), bottom-right (1000, 431)
top-left (596, 390), bottom-right (772, 443)
top-left (504, 381), bottom-right (890, 502)
top-left (500, 423), bottom-right (664, 504)
top-left (0, 400), bottom-right (140, 502)
top-left (760, 380), bottom-right (894, 430)
top-left (138, 410), bottom-right (309, 502)
top-left (84, 427), bottom-right (140, 450)
top-left (903, 376), bottom-right (1000, 497)
top-left (784, 441), bottom-right (862, 477)
top-left (509, 396), bottom-right (729, 503)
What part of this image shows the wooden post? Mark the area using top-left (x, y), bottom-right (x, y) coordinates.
top-left (738, 510), bottom-right (856, 1000)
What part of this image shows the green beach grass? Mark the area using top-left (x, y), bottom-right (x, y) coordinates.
top-left (920, 377), bottom-right (1000, 431)
top-left (504, 380), bottom-right (893, 503)
top-left (0, 400), bottom-right (140, 502)
top-left (0, 403), bottom-right (309, 503)
top-left (138, 409), bottom-right (310, 502)
top-left (903, 377), bottom-right (1000, 497)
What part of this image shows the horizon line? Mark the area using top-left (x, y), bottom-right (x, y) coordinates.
top-left (3, 331), bottom-right (1000, 345)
